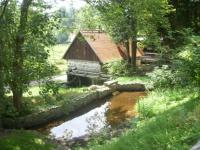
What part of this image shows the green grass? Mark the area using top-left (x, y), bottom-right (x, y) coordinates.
top-left (77, 87), bottom-right (200, 150)
top-left (0, 130), bottom-right (55, 150)
top-left (3, 86), bottom-right (88, 117)
top-left (138, 88), bottom-right (199, 118)
top-left (22, 86), bottom-right (88, 113)
top-left (48, 44), bottom-right (69, 74)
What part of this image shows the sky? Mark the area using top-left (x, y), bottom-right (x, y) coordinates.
top-left (46, 0), bottom-right (86, 10)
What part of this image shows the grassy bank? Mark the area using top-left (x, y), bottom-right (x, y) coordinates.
top-left (76, 87), bottom-right (200, 150)
top-left (0, 130), bottom-right (55, 150)
top-left (23, 86), bottom-right (87, 113)
top-left (2, 86), bottom-right (87, 118)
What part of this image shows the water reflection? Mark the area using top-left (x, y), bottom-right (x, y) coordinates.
top-left (106, 92), bottom-right (146, 126)
top-left (50, 92), bottom-right (146, 140)
top-left (50, 102), bottom-right (109, 140)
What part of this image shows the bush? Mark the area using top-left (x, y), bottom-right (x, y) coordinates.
top-left (147, 35), bottom-right (200, 89)
top-left (0, 99), bottom-right (19, 118)
top-left (174, 35), bottom-right (200, 87)
top-left (0, 97), bottom-right (33, 118)
top-left (147, 65), bottom-right (176, 88)
top-left (103, 60), bottom-right (134, 77)
top-left (39, 81), bottom-right (59, 100)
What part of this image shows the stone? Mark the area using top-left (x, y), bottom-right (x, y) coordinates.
top-left (112, 91), bottom-right (120, 96)
top-left (117, 83), bottom-right (145, 91)
top-left (88, 85), bottom-right (102, 91)
top-left (104, 80), bottom-right (118, 87)
top-left (191, 141), bottom-right (200, 150)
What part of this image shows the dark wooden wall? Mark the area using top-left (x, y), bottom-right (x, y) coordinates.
top-left (65, 33), bottom-right (100, 62)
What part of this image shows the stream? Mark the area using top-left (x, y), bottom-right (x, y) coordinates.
top-left (38, 91), bottom-right (146, 142)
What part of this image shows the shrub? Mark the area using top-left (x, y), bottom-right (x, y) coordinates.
top-left (175, 35), bottom-right (200, 87)
top-left (39, 81), bottom-right (59, 100)
top-left (0, 99), bottom-right (19, 118)
top-left (147, 34), bottom-right (200, 89)
top-left (146, 65), bottom-right (175, 88)
top-left (0, 97), bottom-right (33, 118)
top-left (103, 60), bottom-right (134, 77)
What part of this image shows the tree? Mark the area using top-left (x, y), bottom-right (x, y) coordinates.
top-left (0, 0), bottom-right (7, 99)
top-left (169, 0), bottom-right (200, 34)
top-left (74, 4), bottom-right (102, 30)
top-left (54, 2), bottom-right (76, 44)
top-left (54, 4), bottom-right (103, 44)
top-left (0, 0), bottom-right (57, 111)
top-left (86, 0), bottom-right (171, 67)
top-left (0, 0), bottom-right (15, 102)
top-left (11, 0), bottom-right (32, 111)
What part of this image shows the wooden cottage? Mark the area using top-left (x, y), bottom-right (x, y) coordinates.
top-left (63, 30), bottom-right (143, 85)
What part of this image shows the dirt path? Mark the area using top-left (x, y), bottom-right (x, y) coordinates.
top-left (29, 74), bottom-right (68, 86)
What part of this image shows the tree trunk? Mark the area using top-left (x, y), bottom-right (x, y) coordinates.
top-left (125, 41), bottom-right (131, 63)
top-left (12, 87), bottom-right (22, 111)
top-left (0, 0), bottom-right (8, 100)
top-left (129, 37), bottom-right (137, 67)
top-left (11, 0), bottom-right (32, 111)
top-left (0, 40), bottom-right (4, 100)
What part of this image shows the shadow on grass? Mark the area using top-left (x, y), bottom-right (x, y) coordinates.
top-left (22, 87), bottom-right (87, 115)
top-left (0, 130), bottom-right (55, 150)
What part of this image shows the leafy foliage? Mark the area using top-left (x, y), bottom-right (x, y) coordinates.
top-left (147, 65), bottom-right (175, 88)
top-left (39, 81), bottom-right (59, 100)
top-left (103, 60), bottom-right (134, 77)
top-left (74, 4), bottom-right (102, 30)
top-left (54, 4), bottom-right (102, 44)
top-left (147, 33), bottom-right (200, 89)
top-left (54, 6), bottom-right (75, 44)
top-left (0, 0), bottom-right (58, 111)
top-left (168, 0), bottom-right (200, 33)
top-left (174, 35), bottom-right (200, 87)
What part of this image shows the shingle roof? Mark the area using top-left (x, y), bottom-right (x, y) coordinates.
top-left (80, 30), bottom-right (127, 63)
top-left (64, 30), bottom-right (143, 63)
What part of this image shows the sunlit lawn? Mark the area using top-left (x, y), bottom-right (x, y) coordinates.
top-left (48, 44), bottom-right (69, 74)
top-left (116, 76), bottom-right (149, 84)
top-left (23, 85), bottom-right (88, 113)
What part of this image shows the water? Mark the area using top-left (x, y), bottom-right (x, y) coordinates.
top-left (50, 102), bottom-right (109, 139)
top-left (43, 92), bottom-right (146, 140)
